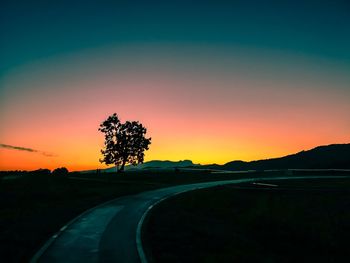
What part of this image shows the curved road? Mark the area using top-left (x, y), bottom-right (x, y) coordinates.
top-left (32, 175), bottom-right (348, 263)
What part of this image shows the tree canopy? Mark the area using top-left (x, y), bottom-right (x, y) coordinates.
top-left (52, 167), bottom-right (69, 176)
top-left (99, 113), bottom-right (151, 172)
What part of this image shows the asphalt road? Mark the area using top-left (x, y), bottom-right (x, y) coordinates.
top-left (32, 175), bottom-right (348, 263)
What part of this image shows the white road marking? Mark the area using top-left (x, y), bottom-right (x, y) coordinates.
top-left (252, 182), bottom-right (278, 187)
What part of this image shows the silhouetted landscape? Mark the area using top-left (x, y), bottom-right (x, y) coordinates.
top-left (216, 143), bottom-right (350, 170)
top-left (1, 1), bottom-right (350, 262)
top-left (1, 143), bottom-right (349, 262)
top-left (84, 143), bottom-right (350, 173)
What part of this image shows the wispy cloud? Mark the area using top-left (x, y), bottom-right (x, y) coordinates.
top-left (0, 143), bottom-right (57, 157)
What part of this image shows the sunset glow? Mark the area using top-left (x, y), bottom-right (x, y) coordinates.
top-left (1, 1), bottom-right (349, 171)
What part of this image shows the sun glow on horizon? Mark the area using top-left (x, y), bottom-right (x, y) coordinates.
top-left (1, 46), bottom-right (349, 171)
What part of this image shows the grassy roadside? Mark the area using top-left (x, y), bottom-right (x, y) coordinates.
top-left (0, 168), bottom-right (245, 262)
top-left (143, 178), bottom-right (350, 262)
top-left (0, 173), bottom-right (163, 262)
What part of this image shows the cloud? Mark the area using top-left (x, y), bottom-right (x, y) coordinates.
top-left (0, 143), bottom-right (57, 157)
top-left (0, 144), bottom-right (36, 152)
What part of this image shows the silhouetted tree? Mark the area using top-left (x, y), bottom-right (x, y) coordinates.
top-left (31, 168), bottom-right (51, 176)
top-left (52, 167), bottom-right (69, 176)
top-left (99, 113), bottom-right (151, 173)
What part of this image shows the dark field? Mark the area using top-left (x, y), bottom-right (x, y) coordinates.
top-left (144, 177), bottom-right (350, 263)
top-left (0, 169), bottom-right (250, 262)
top-left (0, 173), bottom-right (161, 262)
top-left (0, 170), bottom-right (349, 262)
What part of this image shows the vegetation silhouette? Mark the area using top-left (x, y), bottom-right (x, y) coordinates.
top-left (32, 168), bottom-right (51, 176)
top-left (99, 113), bottom-right (151, 173)
top-left (52, 167), bottom-right (69, 176)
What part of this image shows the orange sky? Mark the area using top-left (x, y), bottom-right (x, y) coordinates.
top-left (1, 47), bottom-right (349, 171)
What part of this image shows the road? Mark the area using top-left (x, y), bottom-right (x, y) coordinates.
top-left (32, 175), bottom-right (348, 263)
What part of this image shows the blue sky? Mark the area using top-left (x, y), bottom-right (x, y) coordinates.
top-left (1, 0), bottom-right (349, 170)
top-left (1, 0), bottom-right (350, 76)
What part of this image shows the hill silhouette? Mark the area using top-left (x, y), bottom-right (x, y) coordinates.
top-left (80, 160), bottom-right (197, 173)
top-left (220, 143), bottom-right (350, 170)
top-left (81, 143), bottom-right (350, 173)
top-left (125, 160), bottom-right (197, 170)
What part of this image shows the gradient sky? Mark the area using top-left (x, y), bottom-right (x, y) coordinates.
top-left (1, 0), bottom-right (349, 171)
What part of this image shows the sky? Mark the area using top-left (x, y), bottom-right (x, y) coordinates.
top-left (0, 0), bottom-right (349, 171)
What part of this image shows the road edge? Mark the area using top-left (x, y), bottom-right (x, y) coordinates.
top-left (30, 195), bottom-right (134, 262)
top-left (136, 189), bottom-right (198, 263)
top-left (135, 175), bottom-right (349, 263)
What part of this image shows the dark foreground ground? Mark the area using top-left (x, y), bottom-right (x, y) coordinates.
top-left (144, 177), bottom-right (350, 263)
top-left (0, 169), bottom-right (253, 262)
top-left (0, 173), bottom-right (159, 262)
top-left (0, 169), bottom-right (349, 262)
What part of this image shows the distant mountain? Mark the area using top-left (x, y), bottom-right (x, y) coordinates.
top-left (221, 143), bottom-right (350, 170)
top-left (125, 160), bottom-right (197, 170)
top-left (80, 143), bottom-right (350, 173)
top-left (81, 160), bottom-right (198, 173)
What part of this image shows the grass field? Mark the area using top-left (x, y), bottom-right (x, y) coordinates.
top-left (0, 169), bottom-right (349, 262)
top-left (0, 168), bottom-right (248, 262)
top-left (143, 177), bottom-right (350, 262)
top-left (0, 173), bottom-right (164, 262)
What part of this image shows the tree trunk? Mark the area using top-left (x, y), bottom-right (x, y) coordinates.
top-left (119, 160), bottom-right (126, 173)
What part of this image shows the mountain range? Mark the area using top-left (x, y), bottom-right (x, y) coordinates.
top-left (102, 159), bottom-right (198, 172)
top-left (85, 143), bottom-right (350, 173)
top-left (210, 143), bottom-right (350, 170)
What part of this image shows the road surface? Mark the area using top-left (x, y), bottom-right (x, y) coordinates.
top-left (32, 175), bottom-right (347, 262)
